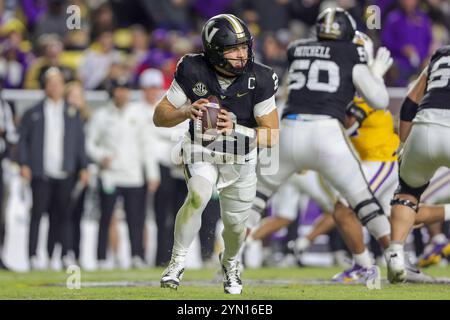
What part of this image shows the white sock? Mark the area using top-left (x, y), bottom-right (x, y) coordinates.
top-left (445, 204), bottom-right (450, 221)
top-left (388, 242), bottom-right (404, 254)
top-left (353, 249), bottom-right (372, 268)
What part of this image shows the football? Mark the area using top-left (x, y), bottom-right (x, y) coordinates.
top-left (199, 95), bottom-right (223, 140)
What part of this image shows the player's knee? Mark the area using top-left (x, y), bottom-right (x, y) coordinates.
top-left (353, 193), bottom-right (385, 223)
top-left (332, 201), bottom-right (353, 222)
top-left (186, 176), bottom-right (213, 210)
top-left (222, 206), bottom-right (249, 233)
top-left (354, 197), bottom-right (382, 223)
top-left (223, 220), bottom-right (246, 236)
top-left (185, 191), bottom-right (205, 210)
top-left (350, 194), bottom-right (391, 239)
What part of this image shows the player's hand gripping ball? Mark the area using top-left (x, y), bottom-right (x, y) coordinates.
top-left (201, 95), bottom-right (222, 133)
top-left (192, 95), bottom-right (233, 142)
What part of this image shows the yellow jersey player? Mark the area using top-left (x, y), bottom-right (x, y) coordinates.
top-left (346, 94), bottom-right (400, 216)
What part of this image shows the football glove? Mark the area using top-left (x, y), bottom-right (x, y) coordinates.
top-left (370, 47), bottom-right (393, 79)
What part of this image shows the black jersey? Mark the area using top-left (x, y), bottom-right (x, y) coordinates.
top-left (419, 46), bottom-right (450, 111)
top-left (175, 54), bottom-right (277, 127)
top-left (283, 38), bottom-right (367, 123)
top-left (174, 53), bottom-right (278, 155)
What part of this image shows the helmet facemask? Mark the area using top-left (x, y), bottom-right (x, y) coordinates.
top-left (220, 40), bottom-right (254, 76)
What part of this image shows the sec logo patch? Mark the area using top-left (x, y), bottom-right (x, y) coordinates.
top-left (193, 82), bottom-right (208, 96)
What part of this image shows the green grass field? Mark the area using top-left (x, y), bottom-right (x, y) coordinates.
top-left (1, 266), bottom-right (450, 300)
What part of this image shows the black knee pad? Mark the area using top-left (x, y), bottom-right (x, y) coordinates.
top-left (395, 175), bottom-right (429, 201)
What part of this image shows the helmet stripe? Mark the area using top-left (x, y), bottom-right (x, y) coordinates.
top-left (325, 8), bottom-right (335, 34)
top-left (344, 11), bottom-right (357, 30)
top-left (223, 14), bottom-right (245, 38)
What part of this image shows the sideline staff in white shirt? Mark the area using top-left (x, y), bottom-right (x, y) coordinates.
top-left (87, 76), bottom-right (160, 268)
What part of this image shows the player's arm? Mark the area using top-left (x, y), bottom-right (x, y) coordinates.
top-left (217, 107), bottom-right (279, 148)
top-left (344, 101), bottom-right (368, 135)
top-left (253, 69), bottom-right (280, 148)
top-left (255, 108), bottom-right (279, 148)
top-left (153, 80), bottom-right (207, 127)
top-left (153, 96), bottom-right (190, 127)
top-left (352, 47), bottom-right (393, 110)
top-left (399, 67), bottom-right (428, 142)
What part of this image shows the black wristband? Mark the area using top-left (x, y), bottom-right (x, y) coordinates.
top-left (346, 102), bottom-right (367, 125)
top-left (400, 97), bottom-right (419, 122)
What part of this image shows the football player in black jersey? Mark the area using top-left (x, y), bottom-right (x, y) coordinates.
top-left (250, 7), bottom-right (394, 282)
top-left (386, 46), bottom-right (450, 283)
top-left (153, 14), bottom-right (279, 294)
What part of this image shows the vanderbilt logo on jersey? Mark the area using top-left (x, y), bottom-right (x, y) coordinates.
top-left (193, 82), bottom-right (208, 96)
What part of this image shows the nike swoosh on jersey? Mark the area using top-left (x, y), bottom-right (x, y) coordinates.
top-left (237, 92), bottom-right (249, 97)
